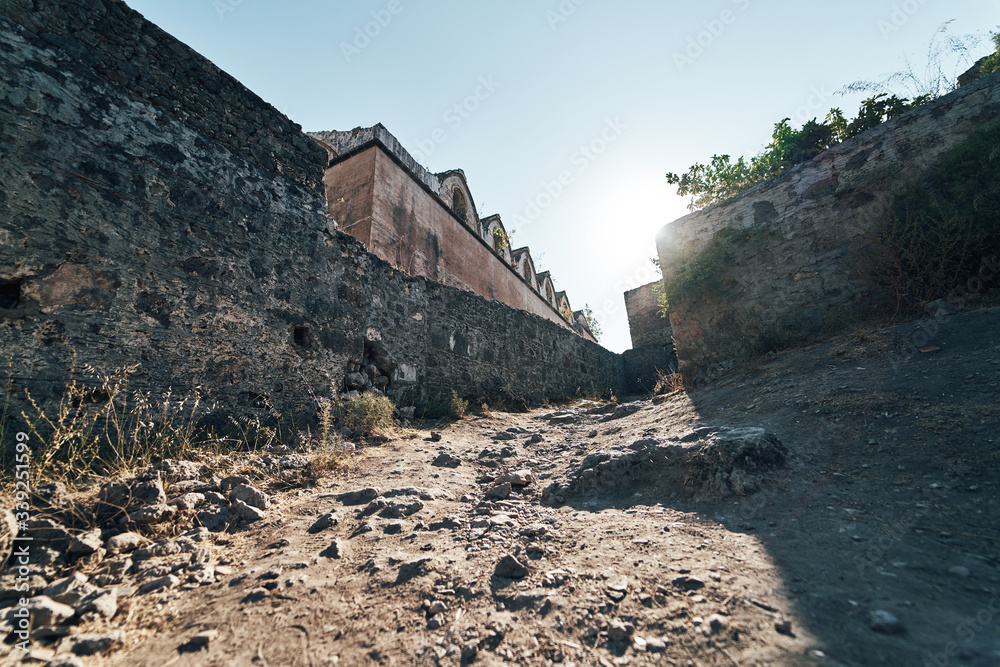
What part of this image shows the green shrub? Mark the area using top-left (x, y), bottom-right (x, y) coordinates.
top-left (333, 392), bottom-right (395, 436)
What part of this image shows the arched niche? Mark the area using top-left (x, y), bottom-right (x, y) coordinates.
top-left (512, 247), bottom-right (536, 288)
top-left (483, 215), bottom-right (512, 263)
top-left (556, 291), bottom-right (573, 321)
top-left (437, 171), bottom-right (479, 230)
top-left (537, 272), bottom-right (556, 306)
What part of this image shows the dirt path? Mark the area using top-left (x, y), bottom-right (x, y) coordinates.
top-left (6, 308), bottom-right (1000, 666)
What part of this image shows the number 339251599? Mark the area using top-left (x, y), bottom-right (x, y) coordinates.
top-left (14, 432), bottom-right (29, 514)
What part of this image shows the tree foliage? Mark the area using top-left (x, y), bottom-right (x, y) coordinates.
top-left (667, 23), bottom-right (992, 212)
top-left (665, 95), bottom-right (924, 211)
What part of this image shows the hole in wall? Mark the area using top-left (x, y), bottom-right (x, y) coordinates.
top-left (0, 280), bottom-right (22, 309)
top-left (293, 325), bottom-right (309, 347)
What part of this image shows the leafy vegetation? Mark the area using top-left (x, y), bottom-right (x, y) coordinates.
top-left (981, 32), bottom-right (1000, 77)
top-left (667, 24), bottom-right (996, 211)
top-left (853, 119), bottom-right (1000, 314)
top-left (581, 305), bottom-right (602, 340)
top-left (665, 95), bottom-right (927, 211)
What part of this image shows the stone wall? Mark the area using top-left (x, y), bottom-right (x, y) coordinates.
top-left (621, 282), bottom-right (676, 392)
top-left (655, 73), bottom-right (1000, 370)
top-left (0, 0), bottom-right (622, 431)
top-left (624, 282), bottom-right (671, 349)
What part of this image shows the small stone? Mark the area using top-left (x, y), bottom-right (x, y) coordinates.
top-left (67, 529), bottom-right (103, 558)
top-left (671, 575), bottom-right (705, 591)
top-left (426, 600), bottom-right (447, 616)
top-left (496, 469), bottom-right (534, 487)
top-left (486, 482), bottom-right (511, 500)
top-left (43, 573), bottom-right (95, 606)
top-left (607, 620), bottom-right (633, 641)
top-left (71, 630), bottom-right (124, 656)
top-left (137, 574), bottom-right (179, 595)
top-left (229, 484), bottom-right (271, 510)
top-left (461, 641), bottom-right (478, 662)
top-left (607, 576), bottom-right (629, 592)
top-left (949, 565), bottom-right (971, 578)
top-left (128, 503), bottom-right (176, 524)
top-left (706, 614), bottom-right (728, 633)
top-left (189, 629), bottom-right (219, 649)
top-left (427, 613), bottom-right (445, 629)
top-left (646, 636), bottom-right (667, 652)
top-left (308, 512), bottom-right (338, 533)
top-left (232, 499), bottom-right (266, 522)
top-left (220, 475), bottom-right (251, 492)
top-left (494, 555), bottom-right (529, 579)
top-left (321, 540), bottom-right (342, 559)
top-left (774, 617), bottom-right (793, 635)
top-left (25, 596), bottom-right (76, 627)
top-left (197, 505), bottom-right (234, 532)
top-left (242, 587), bottom-right (269, 603)
top-left (170, 492), bottom-right (206, 510)
top-left (431, 453), bottom-right (461, 468)
top-left (869, 610), bottom-right (905, 634)
top-left (429, 432), bottom-right (442, 442)
top-left (76, 589), bottom-right (118, 619)
top-left (337, 487), bottom-right (382, 505)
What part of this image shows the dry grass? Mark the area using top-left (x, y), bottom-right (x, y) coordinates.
top-left (448, 390), bottom-right (468, 420)
top-left (331, 392), bottom-right (396, 439)
top-left (652, 368), bottom-right (687, 395)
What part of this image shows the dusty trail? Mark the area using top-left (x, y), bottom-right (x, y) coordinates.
top-left (4, 308), bottom-right (999, 666)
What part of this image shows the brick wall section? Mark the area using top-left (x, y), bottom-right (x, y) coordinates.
top-left (316, 139), bottom-right (582, 333)
top-left (655, 73), bottom-right (1000, 370)
top-left (0, 0), bottom-right (623, 428)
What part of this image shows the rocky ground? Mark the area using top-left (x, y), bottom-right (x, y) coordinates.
top-left (2, 307), bottom-right (999, 666)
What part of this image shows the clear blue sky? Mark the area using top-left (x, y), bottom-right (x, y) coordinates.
top-left (126, 0), bottom-right (997, 353)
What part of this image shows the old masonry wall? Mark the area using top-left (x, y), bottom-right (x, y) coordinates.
top-left (0, 0), bottom-right (623, 428)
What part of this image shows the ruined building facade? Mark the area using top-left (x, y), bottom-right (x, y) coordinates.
top-left (309, 126), bottom-right (596, 341)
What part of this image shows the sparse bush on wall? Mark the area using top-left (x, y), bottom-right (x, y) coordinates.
top-left (660, 223), bottom-right (777, 310)
top-left (853, 120), bottom-right (1000, 313)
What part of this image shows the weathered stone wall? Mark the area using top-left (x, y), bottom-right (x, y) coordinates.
top-left (621, 282), bottom-right (676, 392)
top-left (624, 282), bottom-right (671, 349)
top-left (0, 0), bottom-right (623, 430)
top-left (655, 73), bottom-right (1000, 370)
